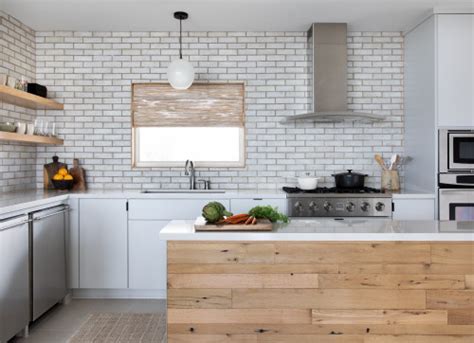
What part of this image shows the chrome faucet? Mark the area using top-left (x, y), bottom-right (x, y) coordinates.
top-left (184, 160), bottom-right (196, 190)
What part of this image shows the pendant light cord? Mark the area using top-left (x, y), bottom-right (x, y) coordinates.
top-left (179, 18), bottom-right (183, 59)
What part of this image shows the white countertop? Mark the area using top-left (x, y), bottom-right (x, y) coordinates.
top-left (159, 218), bottom-right (474, 241)
top-left (0, 189), bottom-right (286, 217)
top-left (0, 187), bottom-right (436, 217)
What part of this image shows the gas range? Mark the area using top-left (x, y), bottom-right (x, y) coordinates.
top-left (283, 187), bottom-right (392, 218)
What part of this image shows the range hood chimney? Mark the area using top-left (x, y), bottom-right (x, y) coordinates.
top-left (284, 23), bottom-right (384, 123)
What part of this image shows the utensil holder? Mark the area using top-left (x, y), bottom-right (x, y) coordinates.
top-left (381, 170), bottom-right (400, 192)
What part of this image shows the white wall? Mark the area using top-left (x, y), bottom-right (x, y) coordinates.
top-left (33, 30), bottom-right (404, 190)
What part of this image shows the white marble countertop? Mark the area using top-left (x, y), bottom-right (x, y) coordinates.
top-left (159, 218), bottom-right (474, 241)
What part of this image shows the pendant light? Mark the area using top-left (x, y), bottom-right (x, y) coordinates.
top-left (167, 11), bottom-right (195, 90)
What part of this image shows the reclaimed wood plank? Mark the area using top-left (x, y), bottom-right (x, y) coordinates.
top-left (427, 290), bottom-right (474, 309)
top-left (312, 310), bottom-right (447, 325)
top-left (232, 289), bottom-right (426, 309)
top-left (168, 309), bottom-right (312, 324)
top-left (168, 273), bottom-right (319, 289)
top-left (338, 263), bottom-right (474, 275)
top-left (448, 309), bottom-right (474, 325)
top-left (364, 335), bottom-right (474, 343)
top-left (431, 244), bottom-right (474, 265)
top-left (257, 335), bottom-right (364, 343)
top-left (168, 242), bottom-right (275, 264)
top-left (318, 274), bottom-right (465, 289)
top-left (168, 263), bottom-right (338, 274)
top-left (274, 243), bottom-right (431, 264)
top-left (167, 324), bottom-right (474, 336)
top-left (168, 334), bottom-right (256, 343)
top-left (168, 289), bottom-right (232, 309)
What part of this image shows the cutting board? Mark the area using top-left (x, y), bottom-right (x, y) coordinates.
top-left (194, 217), bottom-right (273, 231)
top-left (43, 156), bottom-right (67, 190)
top-left (69, 158), bottom-right (86, 191)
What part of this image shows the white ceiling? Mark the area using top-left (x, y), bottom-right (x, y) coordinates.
top-left (1, 0), bottom-right (473, 32)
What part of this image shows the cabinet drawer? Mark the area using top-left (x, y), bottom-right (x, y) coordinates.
top-left (230, 198), bottom-right (287, 214)
top-left (392, 198), bottom-right (435, 220)
top-left (128, 199), bottom-right (230, 220)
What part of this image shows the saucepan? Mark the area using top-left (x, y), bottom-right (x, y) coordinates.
top-left (294, 173), bottom-right (320, 190)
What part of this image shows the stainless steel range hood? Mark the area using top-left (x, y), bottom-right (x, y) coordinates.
top-left (283, 23), bottom-right (384, 123)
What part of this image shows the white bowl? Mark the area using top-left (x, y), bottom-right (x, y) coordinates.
top-left (297, 177), bottom-right (319, 190)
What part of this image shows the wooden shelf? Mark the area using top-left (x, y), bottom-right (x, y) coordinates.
top-left (0, 85), bottom-right (64, 110)
top-left (0, 131), bottom-right (64, 145)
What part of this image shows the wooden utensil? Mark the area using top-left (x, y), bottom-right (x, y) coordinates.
top-left (390, 154), bottom-right (401, 170)
top-left (43, 156), bottom-right (67, 190)
top-left (69, 158), bottom-right (86, 191)
top-left (374, 154), bottom-right (387, 171)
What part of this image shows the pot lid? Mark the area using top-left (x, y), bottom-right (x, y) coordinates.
top-left (332, 169), bottom-right (368, 177)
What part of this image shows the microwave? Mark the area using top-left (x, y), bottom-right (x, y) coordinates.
top-left (439, 129), bottom-right (474, 173)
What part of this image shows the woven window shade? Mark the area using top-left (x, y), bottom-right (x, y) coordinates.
top-left (132, 83), bottom-right (245, 127)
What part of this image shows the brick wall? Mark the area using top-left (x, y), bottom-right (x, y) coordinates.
top-left (14, 27), bottom-right (402, 191)
top-left (0, 11), bottom-right (37, 193)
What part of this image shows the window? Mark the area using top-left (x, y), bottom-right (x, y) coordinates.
top-left (132, 83), bottom-right (245, 167)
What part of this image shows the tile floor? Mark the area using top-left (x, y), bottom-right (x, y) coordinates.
top-left (9, 299), bottom-right (167, 343)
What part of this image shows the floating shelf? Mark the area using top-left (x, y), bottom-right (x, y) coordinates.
top-left (0, 85), bottom-right (64, 110)
top-left (0, 131), bottom-right (64, 145)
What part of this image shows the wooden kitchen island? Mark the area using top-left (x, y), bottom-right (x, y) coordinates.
top-left (160, 220), bottom-right (474, 342)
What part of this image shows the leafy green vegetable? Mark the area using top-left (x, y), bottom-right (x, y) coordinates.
top-left (202, 201), bottom-right (233, 223)
top-left (248, 205), bottom-right (289, 223)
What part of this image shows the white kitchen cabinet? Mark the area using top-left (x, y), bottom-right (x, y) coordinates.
top-left (230, 198), bottom-right (287, 214)
top-left (128, 220), bottom-right (167, 290)
top-left (128, 199), bottom-right (230, 220)
top-left (392, 198), bottom-right (436, 220)
top-left (79, 199), bottom-right (128, 289)
top-left (437, 14), bottom-right (474, 127)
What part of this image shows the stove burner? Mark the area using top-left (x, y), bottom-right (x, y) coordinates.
top-left (282, 186), bottom-right (383, 194)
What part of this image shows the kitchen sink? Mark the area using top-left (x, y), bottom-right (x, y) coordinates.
top-left (141, 189), bottom-right (226, 194)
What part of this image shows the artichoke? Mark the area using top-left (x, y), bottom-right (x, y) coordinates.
top-left (202, 201), bottom-right (233, 223)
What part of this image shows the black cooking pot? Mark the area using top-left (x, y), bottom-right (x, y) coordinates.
top-left (332, 169), bottom-right (368, 189)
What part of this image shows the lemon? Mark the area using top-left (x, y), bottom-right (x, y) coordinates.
top-left (53, 173), bottom-right (64, 181)
top-left (64, 174), bottom-right (73, 181)
top-left (58, 168), bottom-right (68, 176)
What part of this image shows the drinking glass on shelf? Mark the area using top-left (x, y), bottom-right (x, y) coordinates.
top-left (33, 119), bottom-right (42, 135)
top-left (43, 121), bottom-right (50, 137)
top-left (50, 122), bottom-right (56, 137)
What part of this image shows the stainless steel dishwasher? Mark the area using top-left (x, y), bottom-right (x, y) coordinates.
top-left (30, 205), bottom-right (68, 321)
top-left (0, 214), bottom-right (30, 343)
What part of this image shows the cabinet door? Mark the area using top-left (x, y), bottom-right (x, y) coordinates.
top-left (128, 199), bottom-right (230, 220)
top-left (79, 199), bottom-right (128, 289)
top-left (230, 198), bottom-right (288, 214)
top-left (437, 14), bottom-right (474, 127)
top-left (0, 220), bottom-right (29, 343)
top-left (129, 221), bottom-right (167, 290)
top-left (392, 199), bottom-right (435, 220)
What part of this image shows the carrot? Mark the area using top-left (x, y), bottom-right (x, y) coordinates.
top-left (244, 216), bottom-right (254, 225)
top-left (251, 217), bottom-right (257, 225)
top-left (224, 214), bottom-right (250, 224)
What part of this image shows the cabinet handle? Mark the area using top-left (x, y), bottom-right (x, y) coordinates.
top-left (253, 198), bottom-right (263, 201)
top-left (0, 219), bottom-right (31, 232)
top-left (33, 207), bottom-right (70, 221)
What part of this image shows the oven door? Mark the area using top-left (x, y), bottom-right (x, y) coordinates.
top-left (439, 189), bottom-right (474, 221)
top-left (448, 132), bottom-right (474, 171)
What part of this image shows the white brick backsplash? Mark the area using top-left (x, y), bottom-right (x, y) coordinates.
top-left (0, 12), bottom-right (37, 193)
top-left (0, 13), bottom-right (404, 191)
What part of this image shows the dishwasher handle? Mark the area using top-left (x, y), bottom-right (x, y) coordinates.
top-left (33, 206), bottom-right (70, 221)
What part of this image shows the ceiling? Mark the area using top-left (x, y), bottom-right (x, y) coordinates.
top-left (1, 0), bottom-right (473, 32)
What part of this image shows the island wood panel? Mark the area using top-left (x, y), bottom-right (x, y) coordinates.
top-left (167, 241), bottom-right (474, 342)
top-left (168, 323), bottom-right (474, 335)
